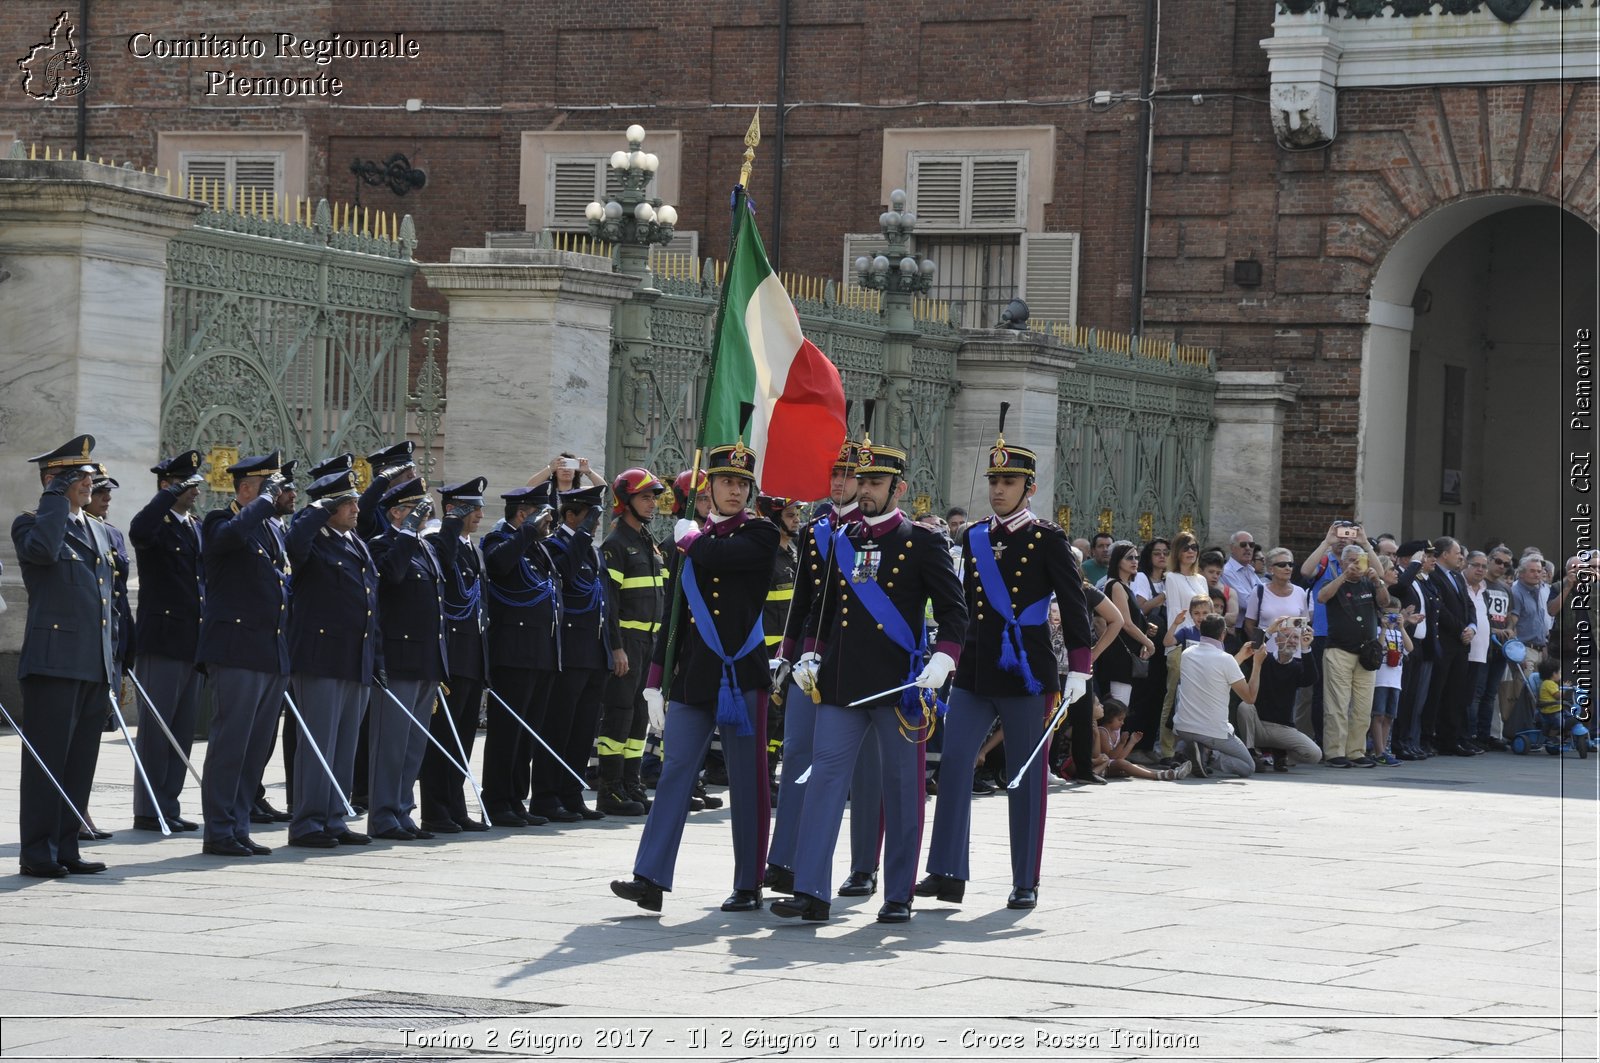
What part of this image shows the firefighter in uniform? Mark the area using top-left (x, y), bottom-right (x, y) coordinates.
top-left (918, 430), bottom-right (1094, 910)
top-left (598, 468), bottom-right (669, 816)
top-left (765, 437), bottom-right (884, 898)
top-left (611, 441), bottom-right (780, 913)
top-left (773, 438), bottom-right (967, 923)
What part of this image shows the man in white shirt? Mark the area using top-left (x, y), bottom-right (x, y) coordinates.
top-left (1170, 615), bottom-right (1266, 777)
top-left (1221, 530), bottom-right (1261, 638)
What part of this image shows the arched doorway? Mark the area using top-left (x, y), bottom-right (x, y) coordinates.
top-left (1359, 196), bottom-right (1598, 555)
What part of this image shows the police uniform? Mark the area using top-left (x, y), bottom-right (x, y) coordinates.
top-left (285, 469), bottom-right (383, 847)
top-left (536, 483), bottom-right (613, 821)
top-left (765, 441), bottom-right (886, 899)
top-left (480, 483), bottom-right (561, 826)
top-left (598, 471), bottom-right (669, 816)
top-left (774, 440), bottom-right (968, 923)
top-left (419, 477), bottom-right (492, 833)
top-left (197, 451), bottom-right (291, 856)
top-left (12, 435), bottom-right (117, 876)
top-left (611, 441), bottom-right (779, 913)
top-left (366, 477), bottom-right (449, 840)
top-left (254, 457), bottom-right (302, 823)
top-left (127, 451), bottom-right (206, 829)
top-left (920, 436), bottom-right (1094, 910)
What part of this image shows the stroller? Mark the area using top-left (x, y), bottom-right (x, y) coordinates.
top-left (1503, 640), bottom-right (1591, 758)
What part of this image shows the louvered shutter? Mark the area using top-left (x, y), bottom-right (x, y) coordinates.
top-left (232, 156), bottom-right (280, 196)
top-left (910, 158), bottom-right (963, 226)
top-left (649, 230), bottom-right (699, 272)
top-left (1018, 232), bottom-right (1080, 327)
top-left (550, 159), bottom-right (603, 229)
top-left (841, 233), bottom-right (891, 283)
top-left (970, 157), bottom-right (1024, 228)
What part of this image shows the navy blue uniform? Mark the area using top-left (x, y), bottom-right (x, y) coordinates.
top-left (420, 518), bottom-right (487, 828)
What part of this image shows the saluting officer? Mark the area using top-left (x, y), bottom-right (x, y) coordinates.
top-left (480, 484), bottom-right (560, 827)
top-left (597, 469), bottom-right (669, 816)
top-left (773, 438), bottom-right (967, 924)
top-left (197, 452), bottom-right (291, 858)
top-left (765, 436), bottom-right (885, 900)
top-left (611, 440), bottom-right (780, 913)
top-left (358, 441), bottom-right (417, 540)
top-left (253, 458), bottom-right (301, 825)
top-left (366, 476), bottom-right (448, 841)
top-left (12, 435), bottom-right (117, 877)
top-left (419, 477), bottom-right (492, 834)
top-left (82, 470), bottom-right (134, 840)
top-left (918, 429), bottom-right (1094, 911)
top-left (536, 483), bottom-right (612, 822)
top-left (127, 451), bottom-right (207, 833)
top-left (285, 468), bottom-right (383, 849)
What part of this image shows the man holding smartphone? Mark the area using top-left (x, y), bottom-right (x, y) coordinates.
top-left (1300, 520), bottom-right (1366, 747)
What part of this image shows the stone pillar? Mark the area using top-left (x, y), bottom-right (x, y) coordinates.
top-left (1208, 370), bottom-right (1300, 548)
top-left (421, 248), bottom-right (639, 494)
top-left (950, 331), bottom-right (1076, 520)
top-left (0, 161), bottom-right (202, 700)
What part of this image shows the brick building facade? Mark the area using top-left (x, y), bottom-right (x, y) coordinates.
top-left (1, 1), bottom-right (1594, 553)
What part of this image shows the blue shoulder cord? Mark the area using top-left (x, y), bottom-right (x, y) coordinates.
top-left (830, 529), bottom-right (946, 728)
top-left (967, 521), bottom-right (1052, 695)
top-left (680, 557), bottom-right (766, 736)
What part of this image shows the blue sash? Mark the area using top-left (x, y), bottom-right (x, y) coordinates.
top-left (967, 520), bottom-right (1052, 695)
top-left (831, 530), bottom-right (944, 724)
top-left (810, 515), bottom-right (834, 562)
top-left (681, 558), bottom-right (765, 736)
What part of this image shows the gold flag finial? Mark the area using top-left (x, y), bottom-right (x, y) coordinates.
top-left (738, 109), bottom-right (762, 187)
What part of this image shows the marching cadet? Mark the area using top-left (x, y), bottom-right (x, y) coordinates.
top-left (480, 484), bottom-right (559, 827)
top-left (12, 435), bottom-right (116, 877)
top-left (918, 428), bottom-right (1094, 911)
top-left (757, 494), bottom-right (801, 800)
top-left (765, 436), bottom-right (884, 900)
top-left (127, 451), bottom-right (207, 833)
top-left (535, 483), bottom-right (613, 822)
top-left (197, 452), bottom-right (291, 858)
top-left (285, 468), bottom-right (383, 849)
top-left (611, 440), bottom-right (780, 913)
top-left (253, 458), bottom-right (300, 825)
top-left (366, 477), bottom-right (448, 841)
top-left (773, 438), bottom-right (967, 923)
top-left (419, 478), bottom-right (492, 834)
top-left (597, 469), bottom-right (669, 817)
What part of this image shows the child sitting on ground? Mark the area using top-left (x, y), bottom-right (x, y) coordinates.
top-left (1099, 699), bottom-right (1192, 781)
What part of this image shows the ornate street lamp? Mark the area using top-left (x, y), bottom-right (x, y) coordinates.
top-left (585, 125), bottom-right (678, 253)
top-left (854, 188), bottom-right (936, 295)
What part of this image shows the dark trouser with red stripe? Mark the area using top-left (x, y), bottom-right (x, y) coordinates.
top-left (632, 692), bottom-right (769, 891)
top-left (925, 689), bottom-right (1051, 890)
top-left (792, 703), bottom-right (926, 905)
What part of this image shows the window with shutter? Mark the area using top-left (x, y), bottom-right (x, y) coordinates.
top-left (1018, 232), bottom-right (1080, 327)
top-left (841, 233), bottom-right (891, 284)
top-left (178, 153), bottom-right (283, 199)
top-left (545, 154), bottom-right (656, 230)
top-left (649, 230), bottom-right (700, 275)
top-left (907, 152), bottom-right (1027, 232)
top-left (910, 159), bottom-right (963, 226)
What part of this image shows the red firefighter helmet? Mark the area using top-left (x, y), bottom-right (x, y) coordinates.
top-left (610, 467), bottom-right (666, 514)
top-left (668, 468), bottom-right (710, 516)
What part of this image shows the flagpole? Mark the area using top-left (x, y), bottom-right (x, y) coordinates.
top-left (659, 108), bottom-right (763, 698)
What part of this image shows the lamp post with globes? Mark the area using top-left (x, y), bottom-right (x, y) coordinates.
top-left (585, 124), bottom-right (679, 280)
top-left (853, 188), bottom-right (936, 333)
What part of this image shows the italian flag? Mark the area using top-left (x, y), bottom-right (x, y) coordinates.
top-left (702, 196), bottom-right (847, 500)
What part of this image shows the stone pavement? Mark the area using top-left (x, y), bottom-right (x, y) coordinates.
top-left (0, 729), bottom-right (1594, 1063)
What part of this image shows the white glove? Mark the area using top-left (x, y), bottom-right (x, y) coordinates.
top-left (673, 518), bottom-right (698, 544)
top-left (915, 651), bottom-right (956, 689)
top-left (792, 651), bottom-right (821, 693)
top-left (1062, 671), bottom-right (1090, 706)
top-left (643, 687), bottom-right (665, 735)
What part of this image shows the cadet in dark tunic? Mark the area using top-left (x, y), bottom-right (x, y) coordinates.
top-left (197, 452), bottom-right (291, 858)
top-left (285, 469), bottom-right (383, 849)
top-left (757, 495), bottom-right (801, 796)
top-left (419, 477), bottom-right (492, 834)
top-left (611, 440), bottom-right (780, 913)
top-left (597, 468), bottom-right (669, 816)
top-left (480, 484), bottom-right (560, 827)
top-left (12, 435), bottom-right (117, 877)
top-left (918, 432), bottom-right (1094, 911)
top-left (773, 439), bottom-right (967, 923)
top-left (365, 477), bottom-right (450, 840)
top-left (127, 450), bottom-right (207, 832)
top-left (535, 483), bottom-right (613, 822)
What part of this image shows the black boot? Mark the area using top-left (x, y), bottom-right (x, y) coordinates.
top-left (597, 785), bottom-right (646, 816)
top-left (914, 873), bottom-right (966, 903)
top-left (610, 875), bottom-right (664, 912)
top-left (622, 758), bottom-right (652, 811)
top-left (693, 781), bottom-right (723, 810)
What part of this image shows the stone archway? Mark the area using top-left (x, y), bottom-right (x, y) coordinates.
top-left (1359, 194), bottom-right (1598, 551)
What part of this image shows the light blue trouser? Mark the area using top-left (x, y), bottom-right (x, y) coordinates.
top-left (368, 679), bottom-right (434, 834)
top-left (131, 653), bottom-right (202, 820)
top-left (767, 679), bottom-right (883, 876)
top-left (289, 675), bottom-right (367, 839)
top-left (201, 666), bottom-right (288, 843)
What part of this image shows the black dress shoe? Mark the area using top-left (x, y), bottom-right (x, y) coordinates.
top-left (78, 827), bottom-right (113, 841)
top-left (287, 831), bottom-right (339, 849)
top-left (375, 827), bottom-right (419, 841)
top-left (422, 819), bottom-right (463, 834)
top-left (19, 861), bottom-right (68, 878)
top-left (838, 869), bottom-right (879, 897)
top-left (543, 808), bottom-right (583, 823)
top-left (1452, 743), bottom-right (1479, 757)
top-left (610, 875), bottom-right (664, 912)
top-left (876, 900), bottom-right (913, 923)
top-left (771, 892), bottom-right (831, 921)
top-left (565, 804), bottom-right (606, 822)
top-left (1395, 748), bottom-right (1420, 761)
top-left (249, 806), bottom-right (275, 825)
top-left (972, 772), bottom-right (996, 795)
top-left (203, 838), bottom-right (256, 857)
top-left (488, 812), bottom-right (528, 828)
top-left (455, 817), bottom-right (491, 832)
top-left (133, 815), bottom-right (166, 832)
top-left (721, 888), bottom-right (764, 912)
top-left (914, 873), bottom-right (966, 903)
top-left (408, 827), bottom-right (436, 840)
top-left (235, 837), bottom-right (272, 856)
top-left (763, 864), bottom-right (795, 894)
top-left (334, 830), bottom-right (371, 846)
top-left (172, 817), bottom-right (201, 832)
top-left (1007, 886), bottom-right (1039, 909)
top-left (62, 858), bottom-right (108, 874)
